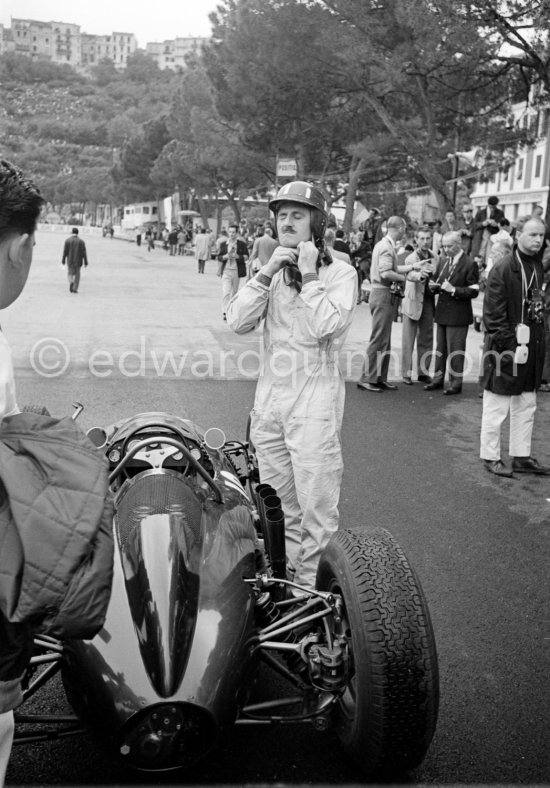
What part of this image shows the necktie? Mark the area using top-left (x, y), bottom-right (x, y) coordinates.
top-left (448, 256), bottom-right (456, 278)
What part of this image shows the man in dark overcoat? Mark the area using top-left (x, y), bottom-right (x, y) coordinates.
top-left (480, 217), bottom-right (549, 477)
top-left (61, 227), bottom-right (88, 293)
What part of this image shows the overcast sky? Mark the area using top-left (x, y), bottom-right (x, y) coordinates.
top-left (0, 0), bottom-right (222, 47)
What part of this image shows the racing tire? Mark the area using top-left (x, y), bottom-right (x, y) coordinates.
top-left (316, 527), bottom-right (439, 778)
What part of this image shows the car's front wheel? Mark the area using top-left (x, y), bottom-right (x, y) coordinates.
top-left (316, 527), bottom-right (439, 778)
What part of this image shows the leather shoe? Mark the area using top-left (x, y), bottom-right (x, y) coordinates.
top-left (484, 460), bottom-right (514, 478)
top-left (402, 377), bottom-right (413, 385)
top-left (511, 456), bottom-right (550, 475)
top-left (357, 382), bottom-right (381, 392)
top-left (424, 381), bottom-right (443, 391)
top-left (418, 375), bottom-right (431, 383)
top-left (378, 381), bottom-right (398, 390)
top-left (443, 387), bottom-right (461, 396)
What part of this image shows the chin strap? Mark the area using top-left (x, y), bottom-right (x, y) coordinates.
top-left (283, 236), bottom-right (332, 292)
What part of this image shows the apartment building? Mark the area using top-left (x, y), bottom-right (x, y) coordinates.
top-left (0, 24), bottom-right (13, 55)
top-left (10, 18), bottom-right (82, 67)
top-left (3, 18), bottom-right (137, 71)
top-left (81, 32), bottom-right (138, 69)
top-left (145, 37), bottom-right (206, 71)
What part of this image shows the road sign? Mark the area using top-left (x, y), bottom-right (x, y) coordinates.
top-left (276, 158), bottom-right (297, 177)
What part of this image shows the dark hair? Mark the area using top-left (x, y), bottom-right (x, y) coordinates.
top-left (228, 223), bottom-right (239, 232)
top-left (72, 227), bottom-right (79, 234)
top-left (416, 224), bottom-right (433, 236)
top-left (0, 159), bottom-right (43, 240)
top-left (335, 229), bottom-right (344, 238)
top-left (488, 196), bottom-right (499, 206)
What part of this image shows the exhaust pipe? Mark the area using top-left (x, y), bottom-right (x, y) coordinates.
top-left (255, 489), bottom-right (286, 580)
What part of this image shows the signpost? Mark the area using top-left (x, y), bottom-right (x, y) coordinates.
top-left (276, 158), bottom-right (298, 178)
top-left (275, 158), bottom-right (298, 193)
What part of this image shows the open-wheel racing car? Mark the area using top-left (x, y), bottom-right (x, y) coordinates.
top-left (14, 409), bottom-right (439, 779)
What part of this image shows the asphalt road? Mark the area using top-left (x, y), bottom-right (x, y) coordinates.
top-left (5, 230), bottom-right (550, 785)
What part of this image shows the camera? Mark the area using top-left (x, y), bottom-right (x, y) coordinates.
top-left (389, 282), bottom-right (405, 299)
top-left (526, 298), bottom-right (544, 324)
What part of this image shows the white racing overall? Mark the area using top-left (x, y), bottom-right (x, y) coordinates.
top-left (227, 259), bottom-right (357, 589)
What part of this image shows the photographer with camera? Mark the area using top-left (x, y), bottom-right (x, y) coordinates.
top-left (480, 217), bottom-right (549, 477)
top-left (226, 181), bottom-right (357, 591)
top-left (357, 215), bottom-right (407, 392)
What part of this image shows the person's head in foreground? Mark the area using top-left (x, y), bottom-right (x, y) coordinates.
top-left (0, 159), bottom-right (43, 309)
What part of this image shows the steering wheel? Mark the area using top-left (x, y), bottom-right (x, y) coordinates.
top-left (119, 424), bottom-right (192, 476)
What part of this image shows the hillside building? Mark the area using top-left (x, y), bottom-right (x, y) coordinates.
top-left (81, 32), bottom-right (138, 69)
top-left (0, 24), bottom-right (14, 55)
top-left (145, 37), bottom-right (206, 70)
top-left (2, 18), bottom-right (141, 71)
top-left (10, 18), bottom-right (82, 67)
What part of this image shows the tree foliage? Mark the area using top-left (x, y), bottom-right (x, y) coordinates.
top-left (0, 1), bottom-right (547, 223)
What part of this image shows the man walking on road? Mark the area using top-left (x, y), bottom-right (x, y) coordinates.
top-left (194, 227), bottom-right (211, 274)
top-left (218, 223), bottom-right (248, 320)
top-left (61, 227), bottom-right (88, 293)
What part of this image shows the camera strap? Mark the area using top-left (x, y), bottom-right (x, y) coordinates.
top-left (516, 250), bottom-right (540, 323)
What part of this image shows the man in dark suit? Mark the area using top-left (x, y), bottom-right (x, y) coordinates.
top-left (424, 231), bottom-right (479, 395)
top-left (61, 227), bottom-right (88, 293)
top-left (471, 195), bottom-right (505, 263)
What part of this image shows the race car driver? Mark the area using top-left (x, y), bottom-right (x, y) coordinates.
top-left (226, 181), bottom-right (357, 590)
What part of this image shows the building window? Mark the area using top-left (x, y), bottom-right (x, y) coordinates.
top-left (535, 155), bottom-right (542, 178)
top-left (503, 168), bottom-right (509, 182)
top-left (143, 207), bottom-right (150, 214)
top-left (517, 158), bottom-right (524, 180)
